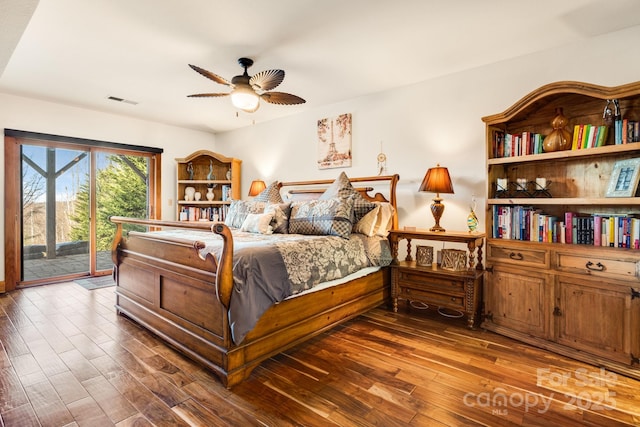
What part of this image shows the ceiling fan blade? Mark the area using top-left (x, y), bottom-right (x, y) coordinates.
top-left (261, 92), bottom-right (306, 105)
top-left (189, 64), bottom-right (232, 86)
top-left (250, 69), bottom-right (284, 92)
top-left (187, 93), bottom-right (230, 98)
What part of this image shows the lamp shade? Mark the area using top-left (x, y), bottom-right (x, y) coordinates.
top-left (248, 180), bottom-right (267, 197)
top-left (419, 164), bottom-right (454, 195)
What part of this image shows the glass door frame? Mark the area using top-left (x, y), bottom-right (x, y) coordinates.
top-left (4, 130), bottom-right (162, 291)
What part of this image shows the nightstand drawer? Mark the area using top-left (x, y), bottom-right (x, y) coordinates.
top-left (488, 243), bottom-right (548, 268)
top-left (397, 270), bottom-right (464, 292)
top-left (399, 287), bottom-right (465, 310)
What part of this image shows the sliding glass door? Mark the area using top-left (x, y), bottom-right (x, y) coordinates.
top-left (20, 145), bottom-right (154, 283)
top-left (4, 130), bottom-right (161, 289)
top-left (94, 151), bottom-right (151, 271)
top-left (21, 145), bottom-right (90, 281)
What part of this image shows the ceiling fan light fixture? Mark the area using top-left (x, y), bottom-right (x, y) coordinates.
top-left (230, 83), bottom-right (260, 112)
top-left (188, 58), bottom-right (304, 113)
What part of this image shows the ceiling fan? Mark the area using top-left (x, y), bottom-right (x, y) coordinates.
top-left (187, 57), bottom-right (306, 113)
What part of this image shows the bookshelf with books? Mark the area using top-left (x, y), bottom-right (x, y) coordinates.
top-left (175, 150), bottom-right (241, 222)
top-left (482, 81), bottom-right (640, 381)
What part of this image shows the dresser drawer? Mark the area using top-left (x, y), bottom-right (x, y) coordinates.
top-left (555, 251), bottom-right (640, 282)
top-left (399, 287), bottom-right (465, 310)
top-left (397, 270), bottom-right (464, 292)
top-left (488, 243), bottom-right (548, 268)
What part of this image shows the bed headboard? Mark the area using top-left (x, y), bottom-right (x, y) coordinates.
top-left (278, 174), bottom-right (400, 230)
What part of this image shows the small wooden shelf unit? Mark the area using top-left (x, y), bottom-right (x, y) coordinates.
top-left (175, 150), bottom-right (241, 222)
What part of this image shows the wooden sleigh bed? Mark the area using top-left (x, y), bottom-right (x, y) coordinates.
top-left (110, 174), bottom-right (399, 388)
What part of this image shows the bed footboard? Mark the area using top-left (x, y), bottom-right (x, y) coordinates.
top-left (110, 217), bottom-right (237, 383)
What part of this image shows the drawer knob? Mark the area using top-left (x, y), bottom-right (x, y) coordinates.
top-left (585, 261), bottom-right (605, 272)
top-left (509, 252), bottom-right (523, 261)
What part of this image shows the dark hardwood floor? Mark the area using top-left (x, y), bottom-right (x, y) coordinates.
top-left (1, 282), bottom-right (639, 426)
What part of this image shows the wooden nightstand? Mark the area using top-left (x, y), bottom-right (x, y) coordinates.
top-left (388, 228), bottom-right (485, 328)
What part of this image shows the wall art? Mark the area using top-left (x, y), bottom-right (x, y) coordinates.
top-left (317, 113), bottom-right (352, 169)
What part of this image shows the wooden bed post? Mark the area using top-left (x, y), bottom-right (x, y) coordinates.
top-left (212, 223), bottom-right (234, 310)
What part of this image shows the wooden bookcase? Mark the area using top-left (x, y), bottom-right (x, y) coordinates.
top-left (481, 81), bottom-right (640, 380)
top-left (175, 150), bottom-right (241, 222)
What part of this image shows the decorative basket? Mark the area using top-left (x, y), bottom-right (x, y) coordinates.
top-left (415, 245), bottom-right (433, 266)
top-left (440, 249), bottom-right (467, 271)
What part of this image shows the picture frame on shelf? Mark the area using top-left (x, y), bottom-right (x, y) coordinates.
top-left (221, 184), bottom-right (232, 201)
top-left (606, 158), bottom-right (640, 198)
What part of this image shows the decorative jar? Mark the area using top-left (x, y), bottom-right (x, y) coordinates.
top-left (543, 108), bottom-right (572, 152)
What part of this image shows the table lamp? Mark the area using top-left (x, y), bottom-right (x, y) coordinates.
top-left (418, 164), bottom-right (454, 232)
top-left (248, 180), bottom-right (267, 197)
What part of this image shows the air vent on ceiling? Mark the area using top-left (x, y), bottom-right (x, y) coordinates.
top-left (107, 96), bottom-right (138, 105)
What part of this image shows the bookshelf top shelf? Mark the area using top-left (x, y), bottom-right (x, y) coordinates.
top-left (177, 180), bottom-right (231, 184)
top-left (488, 197), bottom-right (638, 206)
top-left (177, 200), bottom-right (230, 205)
top-left (488, 143), bottom-right (640, 165)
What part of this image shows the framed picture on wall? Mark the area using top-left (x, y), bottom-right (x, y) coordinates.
top-left (317, 113), bottom-right (352, 169)
top-left (606, 158), bottom-right (640, 197)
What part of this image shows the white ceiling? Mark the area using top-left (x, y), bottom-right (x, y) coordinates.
top-left (2, 0), bottom-right (640, 134)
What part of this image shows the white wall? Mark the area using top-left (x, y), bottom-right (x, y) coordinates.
top-left (216, 25), bottom-right (640, 254)
top-left (0, 93), bottom-right (216, 281)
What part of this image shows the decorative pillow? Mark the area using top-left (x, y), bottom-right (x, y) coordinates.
top-left (352, 195), bottom-right (378, 228)
top-left (253, 181), bottom-right (284, 203)
top-left (240, 212), bottom-right (274, 234)
top-left (288, 197), bottom-right (354, 239)
top-left (354, 205), bottom-right (381, 237)
top-left (374, 202), bottom-right (395, 237)
top-left (319, 171), bottom-right (355, 200)
top-left (320, 172), bottom-right (376, 227)
top-left (264, 202), bottom-right (291, 234)
top-left (224, 200), bottom-right (267, 229)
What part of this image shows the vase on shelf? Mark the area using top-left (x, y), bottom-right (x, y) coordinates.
top-left (206, 187), bottom-right (214, 201)
top-left (543, 107), bottom-right (572, 152)
top-left (184, 186), bottom-right (195, 201)
top-left (194, 191), bottom-right (201, 201)
top-left (206, 160), bottom-right (214, 180)
top-left (186, 162), bottom-right (194, 180)
top-left (467, 210), bottom-right (478, 232)
top-left (467, 196), bottom-right (478, 232)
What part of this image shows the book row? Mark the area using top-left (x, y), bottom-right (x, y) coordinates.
top-left (571, 124), bottom-right (608, 149)
top-left (491, 205), bottom-right (640, 249)
top-left (179, 205), bottom-right (229, 222)
top-left (491, 131), bottom-right (544, 158)
top-left (491, 121), bottom-right (640, 159)
top-left (614, 118), bottom-right (640, 145)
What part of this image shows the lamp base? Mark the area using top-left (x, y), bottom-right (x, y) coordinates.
top-left (430, 197), bottom-right (446, 232)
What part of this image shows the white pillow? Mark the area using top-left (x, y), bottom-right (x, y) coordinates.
top-left (354, 205), bottom-right (381, 237)
top-left (374, 202), bottom-right (395, 237)
top-left (240, 212), bottom-right (274, 234)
